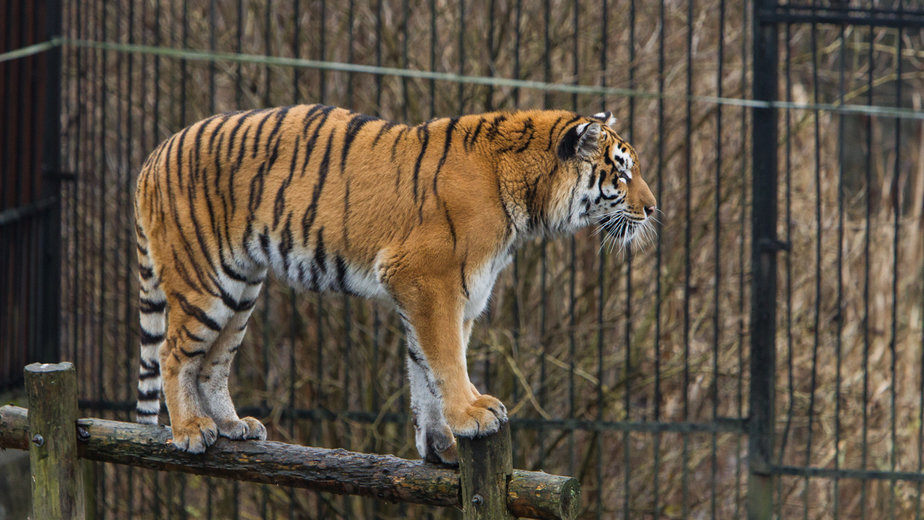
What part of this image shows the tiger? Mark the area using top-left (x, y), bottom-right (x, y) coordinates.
top-left (134, 104), bottom-right (657, 464)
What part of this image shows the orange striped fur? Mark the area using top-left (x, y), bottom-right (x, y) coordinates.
top-left (134, 105), bottom-right (656, 461)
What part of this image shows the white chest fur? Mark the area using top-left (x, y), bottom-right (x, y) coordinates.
top-left (463, 252), bottom-right (513, 321)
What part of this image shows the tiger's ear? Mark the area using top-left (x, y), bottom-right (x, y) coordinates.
top-left (592, 111), bottom-right (617, 128)
top-left (557, 122), bottom-right (602, 161)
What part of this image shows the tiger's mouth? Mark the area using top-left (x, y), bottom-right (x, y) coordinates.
top-left (597, 212), bottom-right (656, 251)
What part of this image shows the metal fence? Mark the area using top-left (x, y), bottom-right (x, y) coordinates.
top-left (1, 0), bottom-right (922, 518)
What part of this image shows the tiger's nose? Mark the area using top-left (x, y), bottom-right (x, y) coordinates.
top-left (644, 205), bottom-right (656, 217)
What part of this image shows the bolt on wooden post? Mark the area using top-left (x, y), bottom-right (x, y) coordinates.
top-left (457, 421), bottom-right (515, 520)
top-left (25, 362), bottom-right (86, 520)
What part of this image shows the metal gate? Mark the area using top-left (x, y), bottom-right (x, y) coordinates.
top-left (751, 2), bottom-right (924, 518)
top-left (0, 0), bottom-right (61, 392)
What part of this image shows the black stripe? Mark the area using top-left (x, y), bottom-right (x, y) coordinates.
top-left (274, 133), bottom-right (302, 230)
top-left (180, 347), bottom-right (207, 357)
top-left (136, 242), bottom-right (148, 256)
top-left (139, 372), bottom-right (160, 381)
top-left (139, 298), bottom-right (166, 314)
top-left (259, 227), bottom-right (271, 261)
top-left (432, 118), bottom-right (458, 196)
top-left (341, 114), bottom-right (378, 173)
top-left (391, 127), bottom-right (409, 163)
top-left (251, 109), bottom-right (276, 158)
top-left (237, 298), bottom-right (257, 312)
top-left (182, 325), bottom-right (207, 343)
top-left (228, 126), bottom-right (250, 213)
top-left (371, 120), bottom-right (396, 148)
top-left (139, 265), bottom-right (155, 280)
top-left (174, 292), bottom-right (223, 332)
top-left (315, 228), bottom-right (327, 274)
top-left (335, 256), bottom-right (348, 292)
top-left (300, 133), bottom-right (333, 246)
top-left (140, 358), bottom-right (159, 372)
top-left (466, 117), bottom-right (485, 151)
top-left (263, 106), bottom-right (294, 155)
top-left (460, 261), bottom-right (470, 298)
top-left (140, 328), bottom-right (164, 346)
top-left (412, 124), bottom-right (431, 202)
top-left (486, 115), bottom-right (507, 140)
top-left (221, 260), bottom-right (248, 282)
top-left (208, 113), bottom-right (234, 154)
top-left (138, 389), bottom-right (160, 401)
top-left (136, 408), bottom-right (159, 416)
top-left (300, 106), bottom-right (335, 178)
top-left (279, 215), bottom-right (294, 273)
top-left (549, 115), bottom-right (582, 152)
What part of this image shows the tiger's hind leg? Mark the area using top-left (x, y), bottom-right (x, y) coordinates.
top-left (196, 272), bottom-right (267, 441)
top-left (161, 290), bottom-right (236, 453)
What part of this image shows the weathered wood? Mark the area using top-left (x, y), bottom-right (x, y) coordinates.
top-left (25, 362), bottom-right (85, 520)
top-left (458, 421), bottom-right (515, 519)
top-left (0, 405), bottom-right (579, 519)
top-left (507, 471), bottom-right (581, 520)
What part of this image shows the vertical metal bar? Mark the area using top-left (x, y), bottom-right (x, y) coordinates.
top-left (860, 21), bottom-right (873, 516)
top-left (512, 0), bottom-right (521, 107)
top-left (346, 0), bottom-right (354, 106)
top-left (889, 11), bottom-right (904, 518)
top-left (96, 22), bottom-right (107, 520)
top-left (537, 0), bottom-right (552, 473)
top-left (834, 20), bottom-right (846, 519)
top-left (804, 18), bottom-right (822, 520)
top-left (429, 0), bottom-right (436, 117)
top-left (749, 0), bottom-right (778, 518)
top-left (712, 2), bottom-right (726, 517)
top-left (567, 0), bottom-right (578, 477)
top-left (236, 0), bottom-right (243, 108)
top-left (293, 0), bottom-right (300, 103)
top-left (682, 0), bottom-right (694, 515)
top-left (776, 18), bottom-right (795, 520)
top-left (180, 0), bottom-right (188, 124)
top-left (41, 0), bottom-right (62, 365)
top-left (624, 2), bottom-right (636, 516)
top-left (458, 0), bottom-right (465, 112)
top-left (319, 0), bottom-right (326, 103)
top-left (735, 3), bottom-right (748, 516)
top-left (654, 0), bottom-right (666, 514)
top-left (596, 2), bottom-right (607, 518)
top-left (374, 0), bottom-right (382, 112)
top-left (209, 0), bottom-right (216, 114)
top-left (400, 0), bottom-right (408, 121)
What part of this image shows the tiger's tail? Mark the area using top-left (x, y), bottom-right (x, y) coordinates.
top-left (135, 218), bottom-right (166, 424)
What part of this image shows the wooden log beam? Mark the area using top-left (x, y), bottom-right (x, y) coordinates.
top-left (0, 405), bottom-right (579, 519)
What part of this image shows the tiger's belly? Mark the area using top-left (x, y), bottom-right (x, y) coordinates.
top-left (263, 243), bottom-right (387, 299)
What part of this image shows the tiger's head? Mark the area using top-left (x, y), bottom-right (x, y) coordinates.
top-left (555, 112), bottom-right (657, 249)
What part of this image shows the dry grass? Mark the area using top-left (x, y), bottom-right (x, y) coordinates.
top-left (53, 1), bottom-right (924, 518)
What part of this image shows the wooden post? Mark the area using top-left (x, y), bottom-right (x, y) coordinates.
top-left (457, 421), bottom-right (515, 520)
top-left (25, 362), bottom-right (85, 520)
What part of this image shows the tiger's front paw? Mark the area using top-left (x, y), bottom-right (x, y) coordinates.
top-left (170, 416), bottom-right (218, 454)
top-left (217, 416), bottom-right (267, 441)
top-left (444, 394), bottom-right (508, 438)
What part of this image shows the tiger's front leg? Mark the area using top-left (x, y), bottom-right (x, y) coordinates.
top-left (391, 275), bottom-right (508, 460)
